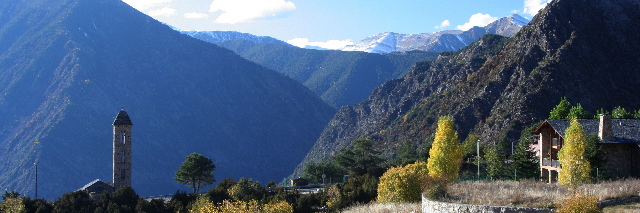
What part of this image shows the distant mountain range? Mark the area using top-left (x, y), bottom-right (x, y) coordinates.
top-left (294, 0), bottom-right (640, 176)
top-left (181, 31), bottom-right (290, 46)
top-left (342, 14), bottom-right (529, 53)
top-left (179, 15), bottom-right (527, 108)
top-left (0, 0), bottom-right (334, 199)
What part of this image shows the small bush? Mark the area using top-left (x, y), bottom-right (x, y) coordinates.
top-left (556, 193), bottom-right (602, 213)
top-left (377, 161), bottom-right (429, 203)
top-left (424, 182), bottom-right (446, 200)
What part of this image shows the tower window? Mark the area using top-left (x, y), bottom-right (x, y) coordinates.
top-left (120, 169), bottom-right (125, 180)
top-left (120, 131), bottom-right (126, 144)
top-left (121, 151), bottom-right (125, 163)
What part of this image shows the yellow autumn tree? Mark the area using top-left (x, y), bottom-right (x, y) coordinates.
top-left (427, 116), bottom-right (463, 183)
top-left (558, 118), bottom-right (591, 188)
top-left (377, 161), bottom-right (430, 203)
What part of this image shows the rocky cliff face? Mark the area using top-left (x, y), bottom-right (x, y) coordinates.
top-left (342, 15), bottom-right (528, 53)
top-left (295, 0), bottom-right (640, 175)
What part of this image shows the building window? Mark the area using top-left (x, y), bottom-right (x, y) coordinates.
top-left (121, 151), bottom-right (125, 163)
top-left (120, 131), bottom-right (126, 144)
top-left (120, 169), bottom-right (125, 180)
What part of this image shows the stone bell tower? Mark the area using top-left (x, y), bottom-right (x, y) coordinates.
top-left (113, 109), bottom-right (133, 189)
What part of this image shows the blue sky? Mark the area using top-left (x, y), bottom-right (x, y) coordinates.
top-left (123, 0), bottom-right (550, 49)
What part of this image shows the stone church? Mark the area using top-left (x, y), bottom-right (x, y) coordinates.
top-left (79, 110), bottom-right (133, 199)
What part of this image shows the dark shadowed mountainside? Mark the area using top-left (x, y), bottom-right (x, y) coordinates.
top-left (295, 0), bottom-right (640, 176)
top-left (0, 0), bottom-right (335, 199)
top-left (214, 40), bottom-right (438, 108)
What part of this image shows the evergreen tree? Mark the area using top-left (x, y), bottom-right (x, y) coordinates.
top-left (462, 134), bottom-right (480, 160)
top-left (567, 103), bottom-right (591, 119)
top-left (228, 178), bottom-right (266, 202)
top-left (427, 116), bottom-right (463, 183)
top-left (174, 153), bottom-right (216, 194)
top-left (389, 141), bottom-right (419, 167)
top-left (484, 145), bottom-right (506, 180)
top-left (303, 158), bottom-right (344, 184)
top-left (334, 139), bottom-right (383, 177)
top-left (510, 122), bottom-right (541, 180)
top-left (585, 134), bottom-right (607, 180)
top-left (509, 141), bottom-right (539, 180)
top-left (549, 97), bottom-right (571, 119)
top-left (612, 106), bottom-right (633, 119)
top-left (558, 119), bottom-right (591, 188)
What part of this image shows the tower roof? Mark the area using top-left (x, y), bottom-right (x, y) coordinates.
top-left (113, 110), bottom-right (133, 125)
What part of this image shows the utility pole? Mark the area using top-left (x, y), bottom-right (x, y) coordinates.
top-left (34, 162), bottom-right (38, 199)
top-left (477, 139), bottom-right (480, 181)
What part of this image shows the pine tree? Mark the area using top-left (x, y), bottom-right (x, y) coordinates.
top-left (567, 103), bottom-right (591, 119)
top-left (510, 122), bottom-right (541, 180)
top-left (558, 119), bottom-right (591, 188)
top-left (427, 116), bottom-right (463, 183)
top-left (549, 97), bottom-right (571, 119)
top-left (174, 153), bottom-right (216, 194)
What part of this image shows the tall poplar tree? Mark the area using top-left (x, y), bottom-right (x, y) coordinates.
top-left (558, 119), bottom-right (591, 188)
top-left (427, 116), bottom-right (463, 183)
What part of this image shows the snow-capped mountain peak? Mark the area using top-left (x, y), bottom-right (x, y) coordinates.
top-left (342, 14), bottom-right (529, 54)
top-left (508, 14), bottom-right (530, 26)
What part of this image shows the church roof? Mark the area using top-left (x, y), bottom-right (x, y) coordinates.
top-left (113, 110), bottom-right (133, 125)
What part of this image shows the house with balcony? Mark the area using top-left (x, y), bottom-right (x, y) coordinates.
top-left (534, 115), bottom-right (640, 183)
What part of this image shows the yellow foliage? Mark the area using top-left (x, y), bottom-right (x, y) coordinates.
top-left (377, 161), bottom-right (430, 203)
top-left (190, 197), bottom-right (292, 213)
top-left (262, 200), bottom-right (294, 213)
top-left (0, 197), bottom-right (25, 213)
top-left (558, 119), bottom-right (591, 189)
top-left (427, 116), bottom-right (463, 183)
top-left (556, 193), bottom-right (602, 213)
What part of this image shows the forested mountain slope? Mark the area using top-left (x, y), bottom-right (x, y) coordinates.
top-left (214, 40), bottom-right (439, 108)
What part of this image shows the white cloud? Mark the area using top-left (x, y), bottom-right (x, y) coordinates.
top-left (524, 0), bottom-right (550, 16)
top-left (123, 0), bottom-right (173, 10)
top-left (287, 38), bottom-right (354, 50)
top-left (149, 7), bottom-right (177, 17)
top-left (209, 0), bottom-right (296, 24)
top-left (435, 20), bottom-right (451, 29)
top-left (456, 13), bottom-right (498, 31)
top-left (184, 12), bottom-right (209, 19)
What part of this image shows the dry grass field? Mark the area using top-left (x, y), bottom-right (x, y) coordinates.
top-left (341, 202), bottom-right (421, 213)
top-left (342, 179), bottom-right (640, 212)
top-left (444, 179), bottom-right (640, 209)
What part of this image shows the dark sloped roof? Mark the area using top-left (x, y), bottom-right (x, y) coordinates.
top-left (113, 110), bottom-right (133, 125)
top-left (545, 119), bottom-right (640, 144)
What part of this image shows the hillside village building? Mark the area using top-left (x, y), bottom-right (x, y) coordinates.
top-left (534, 115), bottom-right (640, 183)
top-left (79, 110), bottom-right (133, 199)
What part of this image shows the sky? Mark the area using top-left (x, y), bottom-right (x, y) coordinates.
top-left (122, 0), bottom-right (551, 49)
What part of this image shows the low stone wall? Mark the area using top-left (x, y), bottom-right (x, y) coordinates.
top-left (422, 193), bottom-right (553, 213)
top-left (596, 196), bottom-right (640, 208)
